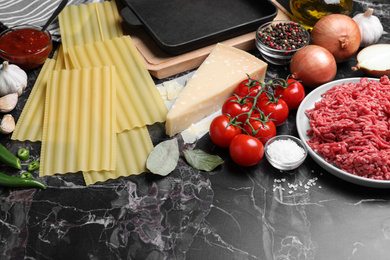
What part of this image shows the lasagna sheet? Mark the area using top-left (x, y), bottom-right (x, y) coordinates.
top-left (40, 66), bottom-right (116, 176)
top-left (83, 126), bottom-right (153, 186)
top-left (69, 36), bottom-right (168, 133)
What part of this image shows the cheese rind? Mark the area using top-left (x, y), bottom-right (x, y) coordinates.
top-left (165, 43), bottom-right (268, 137)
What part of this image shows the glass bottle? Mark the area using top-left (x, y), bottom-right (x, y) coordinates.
top-left (290, 0), bottom-right (353, 29)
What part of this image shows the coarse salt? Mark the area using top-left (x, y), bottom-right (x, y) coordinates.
top-left (267, 139), bottom-right (305, 164)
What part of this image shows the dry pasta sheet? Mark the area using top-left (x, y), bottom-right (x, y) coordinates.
top-left (83, 126), bottom-right (153, 186)
top-left (13, 0), bottom-right (162, 185)
top-left (12, 45), bottom-right (69, 142)
top-left (11, 58), bottom-right (56, 142)
top-left (58, 1), bottom-right (123, 68)
top-left (55, 45), bottom-right (67, 70)
top-left (69, 36), bottom-right (168, 132)
top-left (40, 66), bottom-right (116, 177)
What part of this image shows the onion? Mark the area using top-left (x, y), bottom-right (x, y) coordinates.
top-left (290, 45), bottom-right (337, 88)
top-left (311, 14), bottom-right (361, 63)
top-left (352, 44), bottom-right (390, 77)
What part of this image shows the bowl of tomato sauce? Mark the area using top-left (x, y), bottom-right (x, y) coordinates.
top-left (0, 25), bottom-right (52, 70)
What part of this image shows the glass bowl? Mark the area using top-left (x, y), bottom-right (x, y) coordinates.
top-left (264, 135), bottom-right (308, 171)
top-left (0, 25), bottom-right (53, 70)
top-left (255, 20), bottom-right (310, 65)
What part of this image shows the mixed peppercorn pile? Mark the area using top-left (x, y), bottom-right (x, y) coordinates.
top-left (258, 22), bottom-right (309, 51)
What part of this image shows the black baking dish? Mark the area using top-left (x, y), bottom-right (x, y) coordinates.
top-left (120, 0), bottom-right (278, 55)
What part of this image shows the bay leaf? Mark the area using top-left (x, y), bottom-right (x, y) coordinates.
top-left (183, 149), bottom-right (224, 171)
top-left (146, 138), bottom-right (179, 176)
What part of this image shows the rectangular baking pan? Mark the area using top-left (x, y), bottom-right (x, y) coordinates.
top-left (120, 0), bottom-right (278, 55)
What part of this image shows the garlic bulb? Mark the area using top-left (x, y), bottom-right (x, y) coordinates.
top-left (0, 61), bottom-right (27, 96)
top-left (353, 8), bottom-right (384, 47)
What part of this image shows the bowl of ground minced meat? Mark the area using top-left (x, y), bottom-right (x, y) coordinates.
top-left (296, 76), bottom-right (390, 188)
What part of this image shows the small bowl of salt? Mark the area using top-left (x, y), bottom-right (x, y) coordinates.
top-left (264, 135), bottom-right (308, 171)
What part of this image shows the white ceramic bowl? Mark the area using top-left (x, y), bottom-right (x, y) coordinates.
top-left (296, 77), bottom-right (390, 188)
top-left (264, 135), bottom-right (308, 171)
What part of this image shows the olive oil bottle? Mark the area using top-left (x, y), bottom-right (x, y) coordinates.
top-left (290, 0), bottom-right (353, 29)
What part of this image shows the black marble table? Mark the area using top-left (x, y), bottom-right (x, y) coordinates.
top-left (1, 0), bottom-right (390, 259)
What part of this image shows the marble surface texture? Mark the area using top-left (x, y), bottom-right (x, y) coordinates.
top-left (1, 0), bottom-right (390, 259)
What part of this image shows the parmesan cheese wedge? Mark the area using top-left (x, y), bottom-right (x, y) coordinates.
top-left (165, 43), bottom-right (268, 137)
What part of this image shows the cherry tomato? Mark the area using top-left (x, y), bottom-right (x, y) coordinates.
top-left (243, 117), bottom-right (276, 145)
top-left (274, 78), bottom-right (305, 110)
top-left (257, 97), bottom-right (289, 127)
top-left (234, 77), bottom-right (264, 97)
top-left (229, 134), bottom-right (264, 167)
top-left (222, 96), bottom-right (253, 123)
top-left (209, 115), bottom-right (242, 148)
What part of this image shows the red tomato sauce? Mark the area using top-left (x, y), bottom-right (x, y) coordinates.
top-left (0, 28), bottom-right (50, 55)
top-left (0, 28), bottom-right (52, 70)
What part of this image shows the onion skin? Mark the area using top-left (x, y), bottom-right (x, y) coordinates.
top-left (352, 65), bottom-right (390, 78)
top-left (290, 45), bottom-right (337, 88)
top-left (357, 68), bottom-right (390, 78)
top-left (311, 14), bottom-right (361, 63)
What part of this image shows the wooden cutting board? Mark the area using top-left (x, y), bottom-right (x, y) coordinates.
top-left (119, 0), bottom-right (292, 79)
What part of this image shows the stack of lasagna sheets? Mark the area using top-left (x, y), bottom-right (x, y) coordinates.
top-left (11, 1), bottom-right (168, 185)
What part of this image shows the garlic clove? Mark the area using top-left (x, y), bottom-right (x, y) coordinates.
top-left (0, 61), bottom-right (28, 96)
top-left (0, 92), bottom-right (18, 113)
top-left (0, 114), bottom-right (15, 134)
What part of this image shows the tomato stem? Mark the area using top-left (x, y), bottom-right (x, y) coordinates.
top-left (228, 78), bottom-right (277, 133)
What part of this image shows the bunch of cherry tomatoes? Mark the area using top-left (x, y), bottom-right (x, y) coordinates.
top-left (209, 76), bottom-right (305, 167)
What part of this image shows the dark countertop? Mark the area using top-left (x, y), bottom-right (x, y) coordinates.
top-left (1, 0), bottom-right (390, 259)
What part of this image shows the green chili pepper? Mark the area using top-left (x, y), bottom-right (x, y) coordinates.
top-left (20, 172), bottom-right (33, 179)
top-left (17, 148), bottom-right (30, 161)
top-left (27, 161), bottom-right (40, 172)
top-left (0, 143), bottom-right (21, 170)
top-left (0, 172), bottom-right (46, 189)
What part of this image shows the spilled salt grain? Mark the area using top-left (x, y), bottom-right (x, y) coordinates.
top-left (267, 139), bottom-right (305, 164)
top-left (273, 177), bottom-right (320, 194)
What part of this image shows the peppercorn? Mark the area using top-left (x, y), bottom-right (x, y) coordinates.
top-left (258, 22), bottom-right (308, 51)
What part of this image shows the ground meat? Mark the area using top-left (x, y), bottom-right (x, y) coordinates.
top-left (306, 76), bottom-right (390, 180)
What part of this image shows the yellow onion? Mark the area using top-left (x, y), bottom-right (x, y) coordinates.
top-left (352, 44), bottom-right (390, 77)
top-left (311, 14), bottom-right (361, 63)
top-left (290, 45), bottom-right (337, 88)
